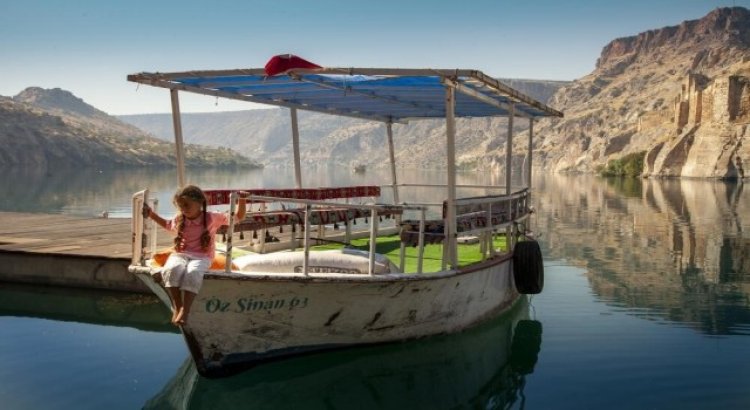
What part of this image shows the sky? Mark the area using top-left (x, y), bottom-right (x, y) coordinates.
top-left (1, 0), bottom-right (746, 115)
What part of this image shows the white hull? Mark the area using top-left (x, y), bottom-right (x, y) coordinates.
top-left (144, 296), bottom-right (535, 409)
top-left (133, 255), bottom-right (518, 377)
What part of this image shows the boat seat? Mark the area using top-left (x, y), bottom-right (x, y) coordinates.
top-left (231, 249), bottom-right (398, 274)
top-left (148, 249), bottom-right (238, 270)
top-left (399, 219), bottom-right (446, 246)
top-left (216, 207), bottom-right (401, 236)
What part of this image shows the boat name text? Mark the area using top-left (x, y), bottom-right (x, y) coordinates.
top-left (205, 296), bottom-right (309, 313)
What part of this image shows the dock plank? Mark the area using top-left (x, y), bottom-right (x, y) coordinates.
top-left (0, 212), bottom-right (173, 259)
top-left (0, 212), bottom-right (172, 292)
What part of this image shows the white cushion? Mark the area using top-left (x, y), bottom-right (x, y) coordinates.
top-left (231, 249), bottom-right (396, 274)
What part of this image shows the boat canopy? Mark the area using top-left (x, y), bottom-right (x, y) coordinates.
top-left (127, 67), bottom-right (563, 123)
top-left (127, 60), bottom-right (564, 269)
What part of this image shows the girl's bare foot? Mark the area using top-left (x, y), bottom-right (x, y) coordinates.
top-left (174, 307), bottom-right (188, 325)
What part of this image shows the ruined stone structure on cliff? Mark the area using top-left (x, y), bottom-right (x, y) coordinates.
top-left (643, 70), bottom-right (750, 179)
top-left (672, 72), bottom-right (750, 127)
top-left (535, 8), bottom-right (750, 179)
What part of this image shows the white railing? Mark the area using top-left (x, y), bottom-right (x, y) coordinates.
top-left (131, 188), bottom-right (530, 276)
top-left (131, 190), bottom-right (429, 276)
top-left (227, 193), bottom-right (428, 276)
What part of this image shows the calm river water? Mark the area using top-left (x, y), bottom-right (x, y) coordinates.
top-left (0, 166), bottom-right (748, 409)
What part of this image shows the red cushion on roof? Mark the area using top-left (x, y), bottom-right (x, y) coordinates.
top-left (264, 54), bottom-right (322, 76)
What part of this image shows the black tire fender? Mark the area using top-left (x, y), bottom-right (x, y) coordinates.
top-left (512, 240), bottom-right (544, 294)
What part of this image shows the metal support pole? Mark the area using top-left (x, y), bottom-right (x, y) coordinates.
top-left (527, 117), bottom-right (534, 194)
top-left (226, 192), bottom-right (236, 273)
top-left (368, 209), bottom-right (378, 275)
top-left (506, 103), bottom-right (515, 251)
top-left (303, 204), bottom-right (311, 276)
top-left (290, 108), bottom-right (302, 189)
top-left (417, 208), bottom-right (425, 274)
top-left (150, 199), bottom-right (158, 256)
top-left (170, 89), bottom-right (186, 187)
top-left (445, 84), bottom-right (458, 269)
top-left (386, 122), bottom-right (400, 204)
top-left (505, 103), bottom-right (514, 195)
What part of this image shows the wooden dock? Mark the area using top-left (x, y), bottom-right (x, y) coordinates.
top-left (0, 212), bottom-right (171, 293)
top-left (0, 211), bottom-right (398, 293)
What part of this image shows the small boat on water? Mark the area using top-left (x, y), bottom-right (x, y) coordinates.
top-left (127, 55), bottom-right (562, 377)
top-left (143, 299), bottom-right (542, 409)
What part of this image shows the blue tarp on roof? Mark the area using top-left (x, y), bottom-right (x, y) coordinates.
top-left (128, 68), bottom-right (563, 123)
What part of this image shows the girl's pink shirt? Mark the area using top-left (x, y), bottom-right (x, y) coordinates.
top-left (166, 211), bottom-right (228, 259)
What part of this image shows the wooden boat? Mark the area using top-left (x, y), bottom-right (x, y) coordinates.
top-left (127, 56), bottom-right (562, 377)
top-left (143, 298), bottom-right (541, 409)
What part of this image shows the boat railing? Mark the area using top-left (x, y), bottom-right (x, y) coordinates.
top-left (132, 188), bottom-right (529, 276)
top-left (131, 190), bottom-right (430, 276)
top-left (399, 188), bottom-right (532, 269)
top-left (453, 188), bottom-right (531, 255)
top-left (396, 183), bottom-right (510, 189)
top-left (203, 186), bottom-right (382, 206)
top-left (226, 194), bottom-right (429, 275)
top-left (384, 182), bottom-right (523, 216)
top-left (452, 188), bottom-right (530, 221)
top-left (206, 186), bottom-right (384, 253)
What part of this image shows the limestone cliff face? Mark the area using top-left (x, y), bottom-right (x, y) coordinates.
top-left (597, 7), bottom-right (750, 69)
top-left (643, 71), bottom-right (750, 178)
top-left (532, 7), bottom-right (750, 178)
top-left (119, 8), bottom-right (750, 178)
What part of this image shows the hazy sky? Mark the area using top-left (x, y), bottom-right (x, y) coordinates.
top-left (1, 0), bottom-right (744, 115)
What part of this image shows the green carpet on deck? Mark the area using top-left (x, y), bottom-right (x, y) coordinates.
top-left (311, 235), bottom-right (508, 273)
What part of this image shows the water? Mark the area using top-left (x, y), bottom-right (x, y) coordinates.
top-left (1, 167), bottom-right (748, 409)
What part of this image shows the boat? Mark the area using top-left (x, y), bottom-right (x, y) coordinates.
top-left (143, 298), bottom-right (542, 409)
top-left (127, 55), bottom-right (562, 377)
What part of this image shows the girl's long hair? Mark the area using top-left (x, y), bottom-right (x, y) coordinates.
top-left (173, 185), bottom-right (210, 251)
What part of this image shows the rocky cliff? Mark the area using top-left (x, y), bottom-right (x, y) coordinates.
top-left (119, 8), bottom-right (750, 178)
top-left (532, 7), bottom-right (750, 178)
top-left (2, 88), bottom-right (260, 170)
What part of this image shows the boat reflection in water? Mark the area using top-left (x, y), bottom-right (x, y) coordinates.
top-left (145, 297), bottom-right (542, 409)
top-left (0, 283), bottom-right (176, 334)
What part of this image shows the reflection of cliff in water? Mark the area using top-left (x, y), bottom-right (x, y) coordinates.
top-left (534, 174), bottom-right (750, 335)
top-left (0, 166), bottom-right (266, 217)
top-left (144, 298), bottom-right (542, 410)
top-left (0, 166), bottom-right (180, 216)
top-left (0, 283), bottom-right (177, 333)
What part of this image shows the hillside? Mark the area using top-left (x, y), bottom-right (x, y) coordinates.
top-left (120, 8), bottom-right (750, 179)
top-left (1, 88), bottom-right (261, 170)
top-left (530, 7), bottom-right (750, 178)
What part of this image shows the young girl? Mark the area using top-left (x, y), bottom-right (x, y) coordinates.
top-left (143, 185), bottom-right (246, 325)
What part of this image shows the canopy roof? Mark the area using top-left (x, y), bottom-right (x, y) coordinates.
top-left (127, 67), bottom-right (563, 123)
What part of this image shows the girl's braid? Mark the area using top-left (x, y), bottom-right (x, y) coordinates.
top-left (200, 199), bottom-right (210, 250)
top-left (172, 185), bottom-right (210, 251)
top-left (174, 214), bottom-right (186, 251)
